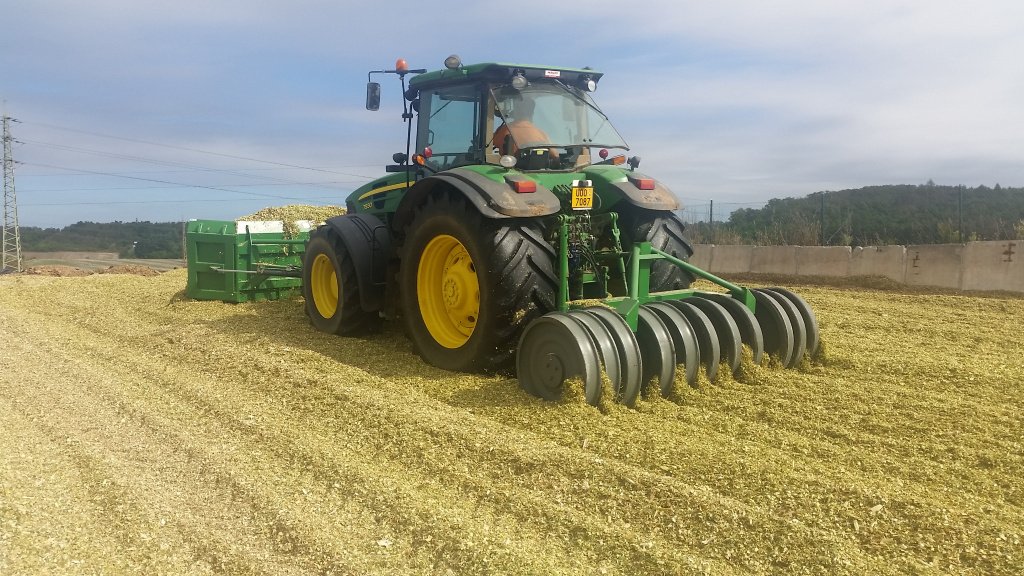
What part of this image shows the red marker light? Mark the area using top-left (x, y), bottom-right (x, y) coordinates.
top-left (599, 149), bottom-right (609, 159)
top-left (504, 175), bottom-right (536, 193)
top-left (422, 146), bottom-right (433, 158)
top-left (512, 180), bottom-right (536, 193)
top-left (629, 176), bottom-right (655, 190)
top-left (395, 58), bottom-right (408, 72)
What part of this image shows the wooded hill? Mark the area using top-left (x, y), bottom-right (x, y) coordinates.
top-left (688, 183), bottom-right (1024, 246)
top-left (20, 221), bottom-right (184, 259)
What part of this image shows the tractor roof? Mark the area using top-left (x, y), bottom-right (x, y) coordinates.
top-left (408, 62), bottom-right (604, 92)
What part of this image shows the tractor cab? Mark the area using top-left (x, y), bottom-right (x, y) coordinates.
top-left (414, 72), bottom-right (630, 172)
top-left (369, 56), bottom-right (630, 173)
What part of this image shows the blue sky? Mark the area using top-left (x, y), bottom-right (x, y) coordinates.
top-left (3, 1), bottom-right (1022, 227)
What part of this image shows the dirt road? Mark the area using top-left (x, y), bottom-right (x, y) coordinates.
top-left (1, 270), bottom-right (1021, 574)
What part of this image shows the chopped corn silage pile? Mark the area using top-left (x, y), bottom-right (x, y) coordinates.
top-left (238, 205), bottom-right (347, 237)
top-left (0, 270), bottom-right (1022, 575)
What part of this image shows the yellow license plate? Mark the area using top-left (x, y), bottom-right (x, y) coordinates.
top-left (571, 186), bottom-right (594, 210)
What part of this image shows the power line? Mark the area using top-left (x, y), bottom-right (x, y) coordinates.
top-left (19, 161), bottom-right (311, 202)
top-left (18, 138), bottom-right (369, 191)
top-left (19, 119), bottom-right (374, 179)
top-left (21, 196), bottom-right (343, 207)
top-left (22, 166), bottom-right (380, 177)
top-left (20, 181), bottom-right (361, 193)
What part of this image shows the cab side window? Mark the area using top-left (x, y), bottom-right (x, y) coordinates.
top-left (417, 84), bottom-right (482, 170)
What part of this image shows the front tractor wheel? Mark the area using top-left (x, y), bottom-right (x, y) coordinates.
top-left (401, 192), bottom-right (556, 373)
top-left (302, 230), bottom-right (379, 335)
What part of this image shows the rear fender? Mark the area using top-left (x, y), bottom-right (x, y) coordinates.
top-left (321, 213), bottom-right (391, 312)
top-left (392, 167), bottom-right (561, 231)
top-left (609, 178), bottom-right (679, 210)
top-left (586, 167), bottom-right (680, 211)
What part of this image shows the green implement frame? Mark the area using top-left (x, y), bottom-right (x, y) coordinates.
top-left (555, 213), bottom-right (756, 330)
top-left (185, 219), bottom-right (308, 303)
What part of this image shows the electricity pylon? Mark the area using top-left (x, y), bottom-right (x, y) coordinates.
top-left (2, 114), bottom-right (22, 273)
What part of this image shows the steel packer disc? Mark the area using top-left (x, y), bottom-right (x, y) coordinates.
top-left (683, 297), bottom-right (743, 376)
top-left (581, 307), bottom-right (642, 407)
top-left (567, 310), bottom-right (622, 401)
top-left (645, 302), bottom-right (700, 389)
top-left (751, 289), bottom-right (795, 366)
top-left (516, 313), bottom-right (603, 405)
top-left (768, 287), bottom-right (820, 358)
top-left (697, 292), bottom-right (764, 364)
top-left (636, 306), bottom-right (676, 395)
top-left (666, 300), bottom-right (721, 382)
top-left (760, 289), bottom-right (807, 367)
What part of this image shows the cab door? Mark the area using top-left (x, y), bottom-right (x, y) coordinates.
top-left (415, 83), bottom-right (487, 171)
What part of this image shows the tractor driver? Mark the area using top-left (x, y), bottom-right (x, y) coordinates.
top-left (492, 94), bottom-right (557, 158)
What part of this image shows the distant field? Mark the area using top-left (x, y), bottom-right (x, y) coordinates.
top-left (20, 252), bottom-right (184, 273)
top-left (0, 270), bottom-right (1021, 574)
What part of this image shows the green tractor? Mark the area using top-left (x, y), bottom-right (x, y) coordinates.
top-left (303, 55), bottom-right (819, 406)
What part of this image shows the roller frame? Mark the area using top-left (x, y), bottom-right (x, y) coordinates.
top-left (519, 213), bottom-right (822, 406)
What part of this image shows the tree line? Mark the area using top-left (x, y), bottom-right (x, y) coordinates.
top-left (21, 221), bottom-right (183, 258)
top-left (18, 183), bottom-right (1024, 254)
top-left (685, 183), bottom-right (1024, 246)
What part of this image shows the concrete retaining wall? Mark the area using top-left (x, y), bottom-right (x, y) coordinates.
top-left (850, 245), bottom-right (906, 282)
top-left (695, 241), bottom-right (1023, 293)
top-left (905, 245), bottom-right (963, 289)
top-left (751, 246), bottom-right (797, 275)
top-left (797, 246), bottom-right (852, 277)
top-left (961, 241), bottom-right (1022, 292)
top-left (689, 244), bottom-right (713, 271)
top-left (707, 245), bottom-right (752, 274)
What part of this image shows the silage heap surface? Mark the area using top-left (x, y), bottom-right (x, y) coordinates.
top-left (1, 269), bottom-right (1022, 575)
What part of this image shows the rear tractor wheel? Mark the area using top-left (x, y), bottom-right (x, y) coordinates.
top-left (401, 191), bottom-right (557, 372)
top-left (621, 208), bottom-right (696, 291)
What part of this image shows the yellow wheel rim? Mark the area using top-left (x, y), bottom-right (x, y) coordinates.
top-left (310, 253), bottom-right (339, 319)
top-left (417, 234), bottom-right (480, 349)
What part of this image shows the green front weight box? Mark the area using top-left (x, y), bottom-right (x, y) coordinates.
top-left (185, 219), bottom-right (311, 303)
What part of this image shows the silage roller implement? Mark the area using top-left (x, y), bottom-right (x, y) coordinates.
top-left (516, 214), bottom-right (820, 407)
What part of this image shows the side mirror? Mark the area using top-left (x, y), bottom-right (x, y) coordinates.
top-left (366, 82), bottom-right (381, 111)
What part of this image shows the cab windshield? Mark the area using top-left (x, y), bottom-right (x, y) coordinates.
top-left (490, 80), bottom-right (628, 154)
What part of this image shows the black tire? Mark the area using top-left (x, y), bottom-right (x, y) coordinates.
top-left (302, 229), bottom-right (379, 335)
top-left (401, 190), bottom-right (557, 372)
top-left (620, 208), bottom-right (695, 291)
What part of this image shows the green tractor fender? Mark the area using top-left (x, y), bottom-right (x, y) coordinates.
top-left (320, 213), bottom-right (391, 312)
top-left (607, 177), bottom-right (679, 211)
top-left (391, 166), bottom-right (561, 232)
top-left (584, 167), bottom-right (681, 212)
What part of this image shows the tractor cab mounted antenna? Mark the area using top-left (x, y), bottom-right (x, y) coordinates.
top-left (366, 58), bottom-right (427, 187)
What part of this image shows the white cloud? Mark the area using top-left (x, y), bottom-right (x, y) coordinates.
top-left (5, 1), bottom-right (1024, 225)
